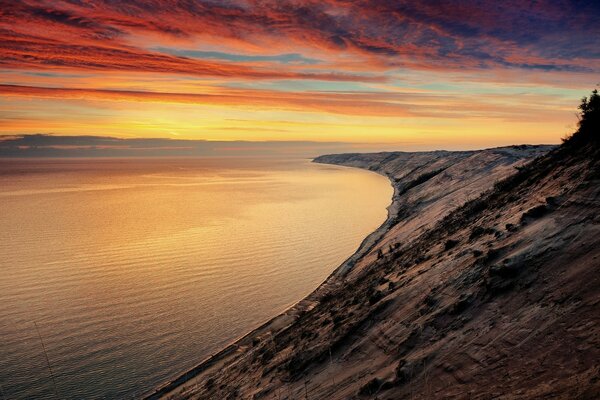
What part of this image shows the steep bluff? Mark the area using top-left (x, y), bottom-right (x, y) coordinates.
top-left (148, 141), bottom-right (594, 400)
top-left (147, 89), bottom-right (600, 400)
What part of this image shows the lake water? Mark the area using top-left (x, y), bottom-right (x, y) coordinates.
top-left (0, 157), bottom-right (391, 399)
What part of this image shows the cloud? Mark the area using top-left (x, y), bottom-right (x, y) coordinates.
top-left (1, 0), bottom-right (598, 80)
top-left (0, 1), bottom-right (596, 145)
top-left (153, 48), bottom-right (321, 65)
top-left (0, 83), bottom-right (574, 122)
top-left (0, 30), bottom-right (380, 82)
top-left (0, 134), bottom-right (364, 158)
top-left (0, 84), bottom-right (416, 117)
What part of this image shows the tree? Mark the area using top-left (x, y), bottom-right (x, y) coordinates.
top-left (567, 87), bottom-right (600, 145)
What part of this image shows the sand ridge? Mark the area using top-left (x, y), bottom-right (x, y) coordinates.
top-left (148, 144), bottom-right (600, 399)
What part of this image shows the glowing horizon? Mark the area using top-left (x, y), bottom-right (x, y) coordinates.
top-left (1, 1), bottom-right (599, 149)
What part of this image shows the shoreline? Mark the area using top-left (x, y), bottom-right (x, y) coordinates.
top-left (142, 160), bottom-right (400, 400)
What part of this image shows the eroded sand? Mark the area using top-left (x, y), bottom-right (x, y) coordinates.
top-left (148, 144), bottom-right (600, 400)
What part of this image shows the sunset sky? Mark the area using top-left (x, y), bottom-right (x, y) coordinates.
top-left (1, 1), bottom-right (599, 149)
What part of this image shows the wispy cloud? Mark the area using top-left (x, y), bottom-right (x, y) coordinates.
top-left (0, 84), bottom-right (416, 116)
top-left (153, 48), bottom-right (321, 65)
top-left (2, 1), bottom-right (598, 77)
top-left (0, 134), bottom-right (371, 158)
top-left (0, 83), bottom-right (576, 122)
top-left (0, 1), bottom-right (597, 145)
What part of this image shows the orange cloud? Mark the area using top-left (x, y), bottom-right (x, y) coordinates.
top-left (0, 1), bottom-right (595, 146)
top-left (1, 0), bottom-right (598, 80)
top-left (0, 84), bottom-right (417, 117)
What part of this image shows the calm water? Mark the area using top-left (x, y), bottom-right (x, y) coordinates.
top-left (0, 158), bottom-right (391, 399)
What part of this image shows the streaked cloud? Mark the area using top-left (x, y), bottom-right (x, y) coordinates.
top-left (2, 1), bottom-right (598, 75)
top-left (0, 134), bottom-right (378, 158)
top-left (0, 1), bottom-right (597, 146)
top-left (153, 48), bottom-right (321, 65)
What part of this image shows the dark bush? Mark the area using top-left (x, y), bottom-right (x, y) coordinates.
top-left (481, 248), bottom-right (500, 263)
top-left (205, 377), bottom-right (215, 389)
top-left (469, 226), bottom-right (485, 239)
top-left (332, 315), bottom-right (344, 327)
top-left (564, 88), bottom-right (600, 145)
top-left (449, 293), bottom-right (473, 314)
top-left (368, 290), bottom-right (384, 305)
top-left (358, 377), bottom-right (384, 395)
top-left (489, 263), bottom-right (520, 279)
top-left (520, 204), bottom-right (548, 223)
top-left (444, 239), bottom-right (459, 251)
top-left (470, 226), bottom-right (496, 240)
top-left (260, 348), bottom-right (274, 363)
top-left (395, 359), bottom-right (418, 384)
top-left (320, 291), bottom-right (335, 303)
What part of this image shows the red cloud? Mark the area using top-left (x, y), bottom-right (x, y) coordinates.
top-left (1, 0), bottom-right (598, 81)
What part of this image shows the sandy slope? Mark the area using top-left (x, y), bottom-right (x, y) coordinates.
top-left (146, 144), bottom-right (600, 400)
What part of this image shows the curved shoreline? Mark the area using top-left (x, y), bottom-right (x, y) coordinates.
top-left (142, 161), bottom-right (400, 400)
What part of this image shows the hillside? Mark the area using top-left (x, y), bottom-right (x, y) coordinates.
top-left (145, 142), bottom-right (593, 399)
top-left (148, 90), bottom-right (600, 400)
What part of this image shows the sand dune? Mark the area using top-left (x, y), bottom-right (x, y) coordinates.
top-left (144, 142), bottom-right (599, 400)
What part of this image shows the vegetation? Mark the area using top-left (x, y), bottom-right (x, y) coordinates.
top-left (368, 289), bottom-right (385, 305)
top-left (358, 377), bottom-right (387, 395)
top-left (472, 249), bottom-right (483, 257)
top-left (565, 87), bottom-right (600, 145)
top-left (397, 167), bottom-right (447, 196)
top-left (444, 239), bottom-right (459, 251)
top-left (520, 204), bottom-right (548, 223)
top-left (469, 225), bottom-right (495, 240)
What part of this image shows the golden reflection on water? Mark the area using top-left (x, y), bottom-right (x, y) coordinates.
top-left (0, 157), bottom-right (392, 399)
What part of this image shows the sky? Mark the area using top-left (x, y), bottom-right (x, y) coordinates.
top-left (1, 0), bottom-right (599, 150)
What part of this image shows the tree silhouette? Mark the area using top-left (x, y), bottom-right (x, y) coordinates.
top-left (567, 87), bottom-right (600, 145)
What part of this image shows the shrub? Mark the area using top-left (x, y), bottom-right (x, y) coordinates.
top-left (395, 359), bottom-right (417, 384)
top-left (564, 88), bottom-right (600, 145)
top-left (470, 226), bottom-right (495, 240)
top-left (481, 248), bottom-right (500, 263)
top-left (368, 290), bottom-right (384, 305)
top-left (332, 315), bottom-right (344, 327)
top-left (444, 239), bottom-right (459, 251)
top-left (358, 377), bottom-right (384, 395)
top-left (520, 204), bottom-right (548, 223)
